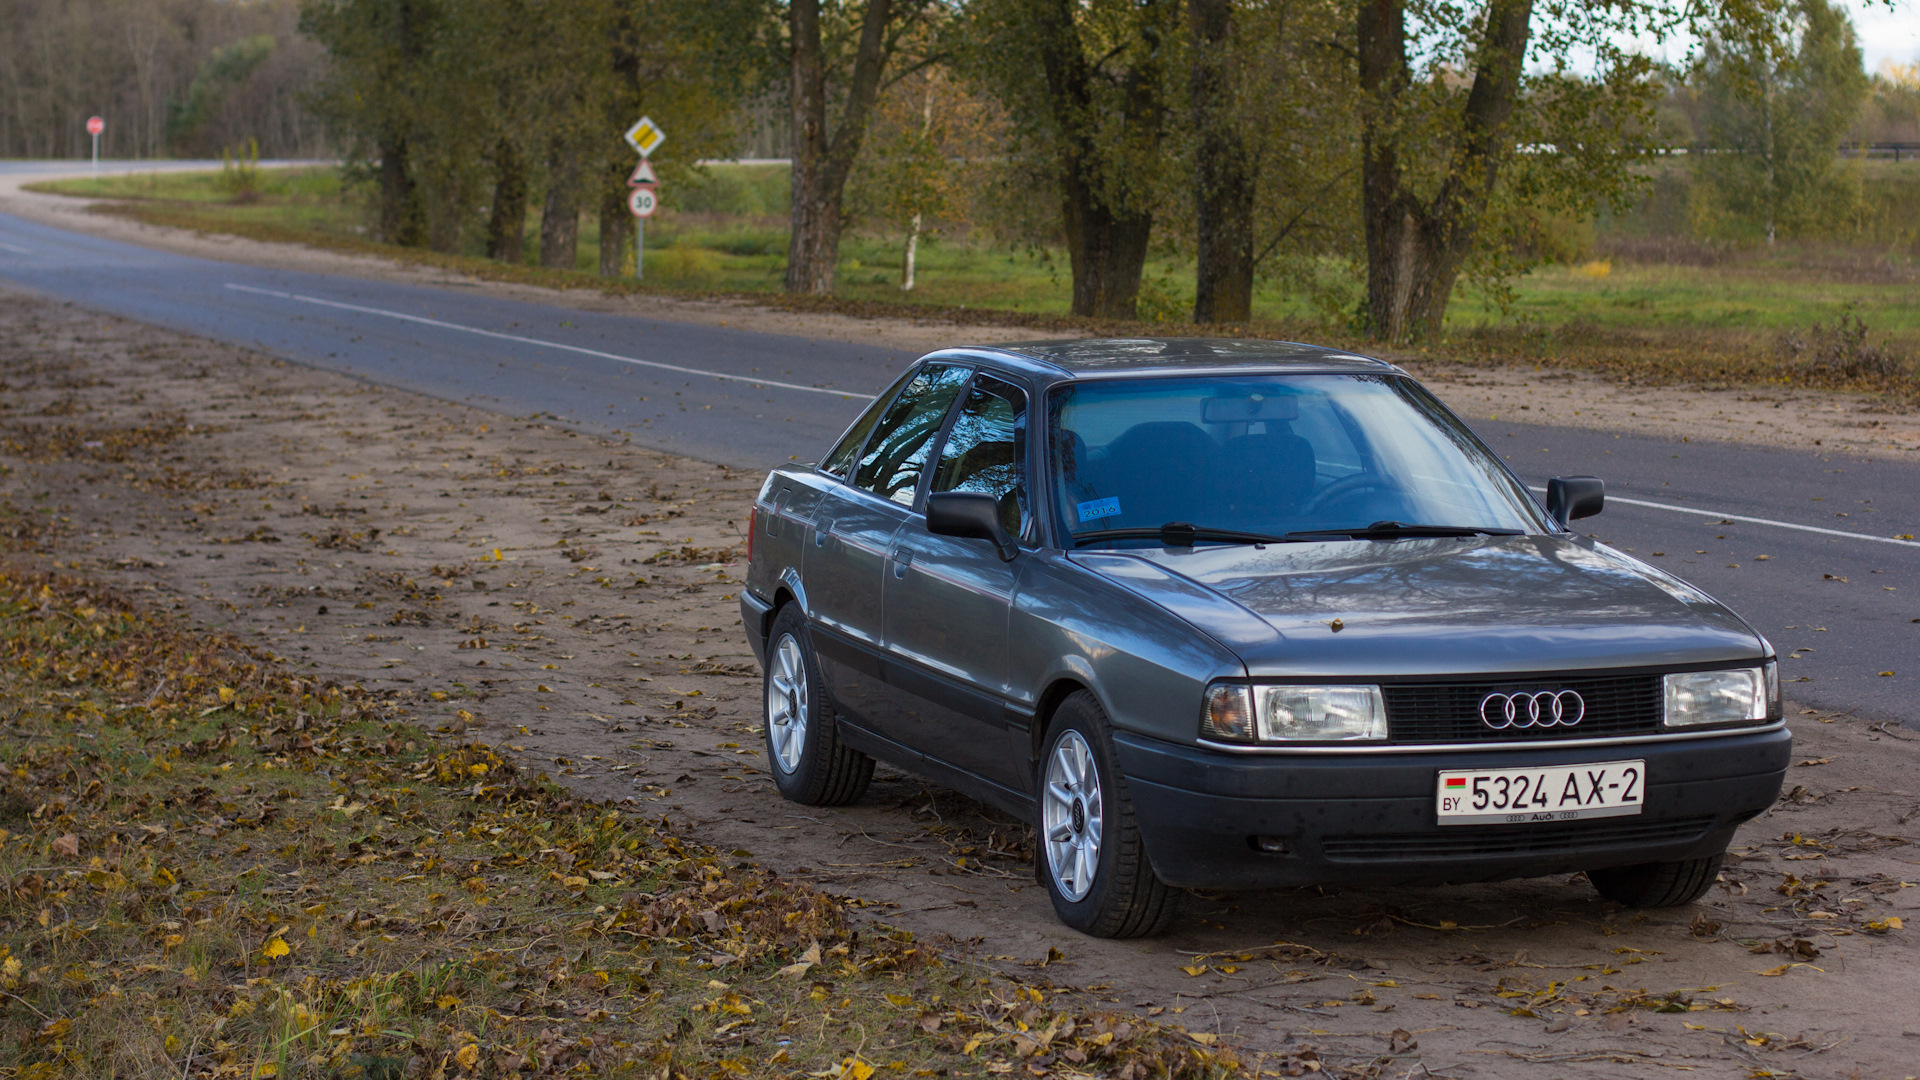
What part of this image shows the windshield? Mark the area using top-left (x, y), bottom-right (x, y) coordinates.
top-left (1049, 373), bottom-right (1548, 545)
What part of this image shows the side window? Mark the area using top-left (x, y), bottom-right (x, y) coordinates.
top-left (931, 376), bottom-right (1027, 538)
top-left (852, 364), bottom-right (970, 504)
top-left (820, 368), bottom-right (915, 477)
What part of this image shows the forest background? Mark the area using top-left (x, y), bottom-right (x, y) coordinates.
top-left (6, 0), bottom-right (1920, 389)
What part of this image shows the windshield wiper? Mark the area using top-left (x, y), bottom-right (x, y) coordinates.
top-left (1282, 520), bottom-right (1523, 541)
top-left (1073, 522), bottom-right (1301, 548)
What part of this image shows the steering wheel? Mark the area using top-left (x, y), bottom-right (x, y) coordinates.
top-left (1298, 473), bottom-right (1393, 517)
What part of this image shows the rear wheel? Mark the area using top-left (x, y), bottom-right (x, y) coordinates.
top-left (1587, 853), bottom-right (1723, 908)
top-left (762, 605), bottom-right (872, 806)
top-left (1036, 691), bottom-right (1176, 938)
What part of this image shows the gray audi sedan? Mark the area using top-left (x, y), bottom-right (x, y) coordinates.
top-left (739, 339), bottom-right (1788, 938)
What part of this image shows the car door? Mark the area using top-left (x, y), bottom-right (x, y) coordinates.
top-left (803, 362), bottom-right (971, 732)
top-left (883, 373), bottom-right (1033, 794)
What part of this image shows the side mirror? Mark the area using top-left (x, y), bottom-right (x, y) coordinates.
top-left (926, 492), bottom-right (1019, 562)
top-left (1547, 475), bottom-right (1605, 528)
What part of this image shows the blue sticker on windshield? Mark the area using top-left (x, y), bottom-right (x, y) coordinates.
top-left (1077, 497), bottom-right (1122, 523)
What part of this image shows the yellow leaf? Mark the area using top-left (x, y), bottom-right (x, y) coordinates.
top-left (261, 937), bottom-right (290, 960)
top-left (36, 1018), bottom-right (72, 1042)
top-left (842, 1060), bottom-right (875, 1080)
top-left (218, 686), bottom-right (236, 703)
top-left (1181, 964), bottom-right (1209, 977)
top-left (1188, 1032), bottom-right (1218, 1046)
top-left (776, 962), bottom-right (813, 978)
top-left (537, 685), bottom-right (553, 693)
top-left (437, 995), bottom-right (461, 1010)
top-left (454, 1044), bottom-right (480, 1071)
top-left (1889, 916), bottom-right (1904, 930)
top-left (884, 993), bottom-right (914, 1008)
top-left (253, 1065), bottom-right (279, 1079)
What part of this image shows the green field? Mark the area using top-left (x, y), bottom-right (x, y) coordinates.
top-left (33, 163), bottom-right (1920, 395)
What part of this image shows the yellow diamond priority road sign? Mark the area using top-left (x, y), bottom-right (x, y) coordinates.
top-left (624, 116), bottom-right (665, 158)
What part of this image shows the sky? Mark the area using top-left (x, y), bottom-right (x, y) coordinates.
top-left (1842, 0), bottom-right (1920, 72)
top-left (1631, 0), bottom-right (1920, 73)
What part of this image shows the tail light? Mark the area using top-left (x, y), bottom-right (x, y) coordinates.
top-left (747, 505), bottom-right (759, 565)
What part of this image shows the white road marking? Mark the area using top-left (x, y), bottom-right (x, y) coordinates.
top-left (0, 241), bottom-right (31, 255)
top-left (223, 282), bottom-right (877, 400)
top-left (1531, 486), bottom-right (1920, 549)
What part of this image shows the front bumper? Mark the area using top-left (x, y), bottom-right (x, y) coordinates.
top-left (1115, 726), bottom-right (1790, 890)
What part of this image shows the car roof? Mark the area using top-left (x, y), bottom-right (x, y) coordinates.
top-left (930, 338), bottom-right (1404, 380)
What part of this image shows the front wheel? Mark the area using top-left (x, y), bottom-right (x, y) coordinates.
top-left (1587, 853), bottom-right (1723, 908)
top-left (1036, 692), bottom-right (1176, 938)
top-left (762, 605), bottom-right (873, 806)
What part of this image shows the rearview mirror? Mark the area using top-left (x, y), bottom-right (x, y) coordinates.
top-left (1201, 394), bottom-right (1299, 424)
top-left (1547, 476), bottom-right (1604, 528)
top-left (926, 492), bottom-right (1018, 562)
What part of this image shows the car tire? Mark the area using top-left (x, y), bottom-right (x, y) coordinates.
top-left (1036, 691), bottom-right (1176, 938)
top-left (1587, 853), bottom-right (1723, 908)
top-left (762, 605), bottom-right (873, 807)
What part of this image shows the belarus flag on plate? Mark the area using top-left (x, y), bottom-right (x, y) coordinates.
top-left (1444, 777), bottom-right (1466, 788)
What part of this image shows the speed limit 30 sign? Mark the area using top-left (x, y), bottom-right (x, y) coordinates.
top-left (626, 186), bottom-right (657, 218)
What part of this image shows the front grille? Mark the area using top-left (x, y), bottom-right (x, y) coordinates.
top-left (1384, 673), bottom-right (1662, 744)
top-left (1321, 815), bottom-right (1717, 862)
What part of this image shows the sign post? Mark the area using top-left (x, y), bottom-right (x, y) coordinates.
top-left (86, 116), bottom-right (104, 178)
top-left (623, 118), bottom-right (664, 280)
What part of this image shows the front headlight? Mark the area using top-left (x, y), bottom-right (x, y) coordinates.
top-left (1203, 683), bottom-right (1387, 743)
top-left (1663, 664), bottom-right (1774, 727)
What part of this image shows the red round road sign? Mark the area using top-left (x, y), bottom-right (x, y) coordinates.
top-left (626, 186), bottom-right (658, 219)
top-left (86, 116), bottom-right (104, 136)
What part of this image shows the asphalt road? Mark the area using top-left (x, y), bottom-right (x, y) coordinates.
top-left (1, 180), bottom-right (1915, 725)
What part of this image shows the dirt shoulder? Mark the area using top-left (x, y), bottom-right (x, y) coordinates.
top-left (6, 166), bottom-right (1919, 462)
top-left (4, 289), bottom-right (1917, 1079)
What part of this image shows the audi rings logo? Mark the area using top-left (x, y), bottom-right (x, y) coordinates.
top-left (1479, 690), bottom-right (1585, 730)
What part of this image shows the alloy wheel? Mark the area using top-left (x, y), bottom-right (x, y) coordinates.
top-left (1043, 730), bottom-right (1104, 902)
top-left (767, 633), bottom-right (809, 773)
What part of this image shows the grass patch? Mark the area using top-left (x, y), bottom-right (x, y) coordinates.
top-left (0, 552), bottom-right (1339, 1078)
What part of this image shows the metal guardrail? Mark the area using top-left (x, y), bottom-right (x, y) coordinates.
top-left (1653, 142), bottom-right (1920, 161)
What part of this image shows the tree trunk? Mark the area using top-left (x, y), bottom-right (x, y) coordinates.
top-left (540, 146), bottom-right (580, 270)
top-left (1188, 0), bottom-right (1254, 324)
top-left (486, 138), bottom-right (527, 262)
top-left (599, 172), bottom-right (634, 278)
top-left (1034, 0), bottom-right (1164, 319)
top-left (1357, 0), bottom-right (1532, 341)
top-left (1061, 191), bottom-right (1153, 318)
top-left (901, 212), bottom-right (921, 290)
top-left (785, 0), bottom-right (896, 295)
top-left (376, 135), bottom-right (425, 247)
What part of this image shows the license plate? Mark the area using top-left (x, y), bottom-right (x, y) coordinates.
top-left (1435, 760), bottom-right (1645, 825)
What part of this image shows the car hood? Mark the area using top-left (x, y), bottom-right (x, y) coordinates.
top-left (1068, 535), bottom-right (1768, 677)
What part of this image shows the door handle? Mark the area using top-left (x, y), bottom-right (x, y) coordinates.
top-left (890, 547), bottom-right (915, 577)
